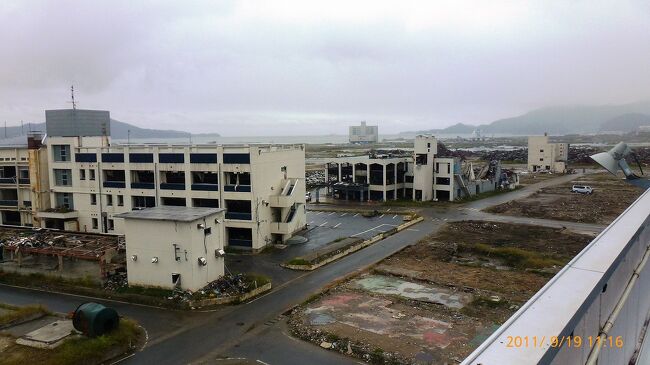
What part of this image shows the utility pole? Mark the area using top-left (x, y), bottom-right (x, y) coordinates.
top-left (127, 129), bottom-right (131, 144)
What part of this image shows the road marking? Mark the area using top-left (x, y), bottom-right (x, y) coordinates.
top-left (340, 212), bottom-right (347, 217)
top-left (319, 221), bottom-right (328, 227)
top-left (256, 360), bottom-right (271, 365)
top-left (353, 213), bottom-right (360, 217)
top-left (314, 211), bottom-right (323, 215)
top-left (392, 215), bottom-right (398, 219)
top-left (379, 214), bottom-right (385, 218)
top-left (387, 208), bottom-right (391, 212)
top-left (407, 228), bottom-right (420, 232)
top-left (333, 223), bottom-right (341, 228)
top-left (351, 224), bottom-right (385, 237)
top-left (308, 221), bottom-right (314, 224)
top-left (328, 212), bottom-right (335, 216)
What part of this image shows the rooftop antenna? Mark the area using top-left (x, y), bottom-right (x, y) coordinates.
top-left (69, 85), bottom-right (77, 110)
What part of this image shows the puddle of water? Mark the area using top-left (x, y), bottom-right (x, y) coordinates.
top-left (353, 275), bottom-right (472, 309)
top-left (309, 313), bottom-right (336, 325)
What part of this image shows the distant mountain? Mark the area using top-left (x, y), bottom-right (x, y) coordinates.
top-left (401, 101), bottom-right (650, 136)
top-left (599, 113), bottom-right (650, 132)
top-left (406, 123), bottom-right (476, 135)
top-left (0, 119), bottom-right (217, 140)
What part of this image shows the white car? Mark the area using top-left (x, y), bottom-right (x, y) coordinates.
top-left (305, 192), bottom-right (312, 202)
top-left (571, 185), bottom-right (593, 194)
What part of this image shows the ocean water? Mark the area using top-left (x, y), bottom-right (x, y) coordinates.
top-left (114, 133), bottom-right (485, 145)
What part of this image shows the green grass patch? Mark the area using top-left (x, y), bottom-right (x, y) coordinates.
top-left (453, 186), bottom-right (523, 204)
top-left (244, 273), bottom-right (271, 287)
top-left (48, 318), bottom-right (141, 365)
top-left (286, 258), bottom-right (310, 266)
top-left (458, 243), bottom-right (564, 269)
top-left (0, 271), bottom-right (99, 289)
top-left (0, 303), bottom-right (49, 326)
top-left (114, 285), bottom-right (174, 298)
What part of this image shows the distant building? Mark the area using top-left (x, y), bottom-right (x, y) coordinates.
top-left (527, 133), bottom-right (568, 173)
top-left (349, 121), bottom-right (378, 144)
top-left (324, 135), bottom-right (517, 202)
top-left (118, 206), bottom-right (225, 291)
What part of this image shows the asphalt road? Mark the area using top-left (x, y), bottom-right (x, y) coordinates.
top-left (0, 171), bottom-right (604, 365)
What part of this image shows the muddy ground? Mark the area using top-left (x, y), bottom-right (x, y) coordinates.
top-left (289, 221), bottom-right (593, 364)
top-left (486, 172), bottom-right (643, 224)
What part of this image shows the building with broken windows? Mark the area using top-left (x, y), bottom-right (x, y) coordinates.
top-left (0, 108), bottom-right (306, 252)
top-left (527, 134), bottom-right (569, 173)
top-left (324, 135), bottom-right (518, 202)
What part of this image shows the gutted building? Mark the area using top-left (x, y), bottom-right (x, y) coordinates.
top-left (325, 135), bottom-right (517, 202)
top-left (527, 134), bottom-right (569, 173)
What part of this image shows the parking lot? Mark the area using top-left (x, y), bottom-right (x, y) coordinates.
top-left (283, 210), bottom-right (411, 258)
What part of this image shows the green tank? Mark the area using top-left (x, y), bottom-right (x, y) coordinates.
top-left (72, 302), bottom-right (119, 337)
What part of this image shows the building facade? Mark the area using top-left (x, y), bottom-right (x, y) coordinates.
top-left (325, 135), bottom-right (517, 202)
top-left (527, 134), bottom-right (569, 173)
top-left (349, 121), bottom-right (379, 143)
top-left (1, 109), bottom-right (307, 251)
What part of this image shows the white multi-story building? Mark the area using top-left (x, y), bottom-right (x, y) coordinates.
top-left (326, 135), bottom-right (516, 202)
top-left (3, 108), bottom-right (306, 252)
top-left (349, 121), bottom-right (379, 144)
top-left (527, 134), bottom-right (569, 173)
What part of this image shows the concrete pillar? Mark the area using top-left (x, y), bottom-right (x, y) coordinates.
top-left (58, 255), bottom-right (63, 271)
top-left (382, 164), bottom-right (387, 202)
top-left (324, 166), bottom-right (329, 195)
top-left (352, 164), bottom-right (356, 183)
top-left (394, 166), bottom-right (398, 200)
top-left (360, 189), bottom-right (363, 202)
top-left (338, 163), bottom-right (342, 182)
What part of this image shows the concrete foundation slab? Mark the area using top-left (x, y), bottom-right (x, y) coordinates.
top-left (352, 274), bottom-right (472, 309)
top-left (16, 320), bottom-right (79, 349)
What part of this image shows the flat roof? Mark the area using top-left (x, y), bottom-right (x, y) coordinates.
top-left (116, 206), bottom-right (225, 222)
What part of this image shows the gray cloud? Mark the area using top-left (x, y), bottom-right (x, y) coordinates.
top-left (1, 1), bottom-right (649, 135)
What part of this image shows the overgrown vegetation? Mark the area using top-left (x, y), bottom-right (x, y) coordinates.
top-left (0, 271), bottom-right (98, 289)
top-left (0, 303), bottom-right (49, 327)
top-left (1, 318), bottom-right (143, 365)
top-left (457, 243), bottom-right (565, 269)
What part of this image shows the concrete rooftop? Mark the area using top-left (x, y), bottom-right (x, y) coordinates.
top-left (116, 206), bottom-right (225, 222)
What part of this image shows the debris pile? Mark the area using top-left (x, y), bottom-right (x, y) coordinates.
top-left (198, 273), bottom-right (254, 297)
top-left (103, 272), bottom-right (128, 291)
top-left (0, 227), bottom-right (121, 261)
top-left (0, 230), bottom-right (67, 249)
top-left (480, 148), bottom-right (526, 162)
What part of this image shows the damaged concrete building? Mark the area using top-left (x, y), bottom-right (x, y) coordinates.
top-left (325, 135), bottom-right (519, 202)
top-left (0, 227), bottom-right (123, 282)
top-left (0, 108), bottom-right (307, 252)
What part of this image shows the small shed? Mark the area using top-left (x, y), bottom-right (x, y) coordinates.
top-left (116, 206), bottom-right (225, 291)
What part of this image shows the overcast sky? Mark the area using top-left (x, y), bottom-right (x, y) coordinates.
top-left (1, 1), bottom-right (649, 135)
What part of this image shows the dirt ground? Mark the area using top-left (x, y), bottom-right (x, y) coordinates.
top-left (289, 221), bottom-right (593, 364)
top-left (486, 172), bottom-right (643, 224)
top-left (518, 172), bottom-right (564, 186)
